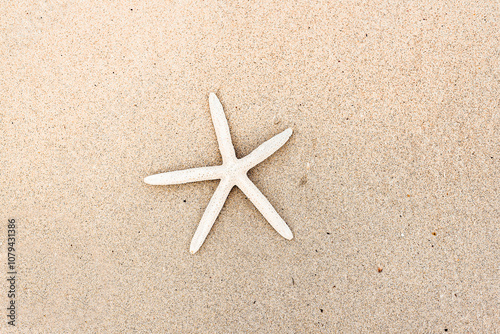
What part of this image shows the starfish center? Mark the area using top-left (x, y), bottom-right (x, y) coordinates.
top-left (223, 159), bottom-right (248, 184)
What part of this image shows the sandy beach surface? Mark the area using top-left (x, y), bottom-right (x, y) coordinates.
top-left (1, 1), bottom-right (499, 332)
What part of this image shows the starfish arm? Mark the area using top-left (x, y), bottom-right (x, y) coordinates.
top-left (144, 166), bottom-right (224, 185)
top-left (237, 175), bottom-right (293, 240)
top-left (240, 128), bottom-right (293, 171)
top-left (190, 178), bottom-right (233, 254)
top-left (209, 93), bottom-right (237, 163)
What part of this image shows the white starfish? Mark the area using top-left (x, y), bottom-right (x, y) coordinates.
top-left (145, 93), bottom-right (294, 253)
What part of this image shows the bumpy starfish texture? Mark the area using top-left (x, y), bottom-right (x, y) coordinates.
top-left (145, 93), bottom-right (293, 254)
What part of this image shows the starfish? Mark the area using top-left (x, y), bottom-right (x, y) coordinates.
top-left (145, 93), bottom-right (294, 254)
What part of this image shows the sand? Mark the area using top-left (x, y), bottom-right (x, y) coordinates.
top-left (1, 1), bottom-right (499, 333)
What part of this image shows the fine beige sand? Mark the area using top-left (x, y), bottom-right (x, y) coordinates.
top-left (2, 1), bottom-right (499, 333)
